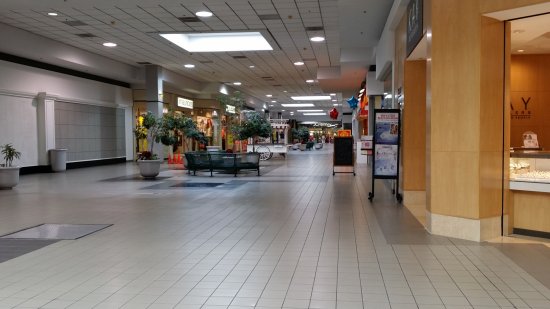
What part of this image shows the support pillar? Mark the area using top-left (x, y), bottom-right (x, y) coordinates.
top-left (145, 65), bottom-right (164, 157)
top-left (36, 92), bottom-right (56, 166)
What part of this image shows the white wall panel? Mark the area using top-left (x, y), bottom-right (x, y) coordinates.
top-left (0, 93), bottom-right (38, 167)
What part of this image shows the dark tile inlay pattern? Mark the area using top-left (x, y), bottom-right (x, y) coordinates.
top-left (0, 239), bottom-right (58, 263)
top-left (171, 182), bottom-right (224, 188)
top-left (1, 224), bottom-right (112, 240)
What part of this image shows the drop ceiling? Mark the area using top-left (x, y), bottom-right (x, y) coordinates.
top-left (0, 0), bottom-right (394, 119)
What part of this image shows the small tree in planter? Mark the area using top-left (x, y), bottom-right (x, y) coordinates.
top-left (0, 143), bottom-right (22, 189)
top-left (292, 127), bottom-right (312, 151)
top-left (231, 111), bottom-right (271, 152)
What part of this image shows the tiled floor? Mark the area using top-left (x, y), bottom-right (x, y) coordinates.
top-left (1, 146), bottom-right (550, 309)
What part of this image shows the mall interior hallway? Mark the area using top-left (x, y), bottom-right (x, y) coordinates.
top-left (1, 148), bottom-right (550, 309)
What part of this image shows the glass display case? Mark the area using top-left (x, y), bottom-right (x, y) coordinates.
top-left (510, 151), bottom-right (550, 192)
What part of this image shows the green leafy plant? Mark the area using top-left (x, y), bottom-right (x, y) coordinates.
top-left (137, 111), bottom-right (208, 159)
top-left (231, 111), bottom-right (271, 152)
top-left (292, 127), bottom-right (310, 144)
top-left (1, 143), bottom-right (21, 167)
top-left (217, 91), bottom-right (245, 115)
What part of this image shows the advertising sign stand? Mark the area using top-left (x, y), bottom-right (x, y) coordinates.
top-left (368, 109), bottom-right (402, 202)
top-left (333, 136), bottom-right (355, 176)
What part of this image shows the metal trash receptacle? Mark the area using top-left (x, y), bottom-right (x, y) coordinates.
top-left (49, 149), bottom-right (67, 172)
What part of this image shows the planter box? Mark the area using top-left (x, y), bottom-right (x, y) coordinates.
top-left (137, 160), bottom-right (162, 179)
top-left (0, 166), bottom-right (20, 189)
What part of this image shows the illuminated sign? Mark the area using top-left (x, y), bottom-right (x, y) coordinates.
top-left (226, 105), bottom-right (236, 114)
top-left (177, 97), bottom-right (193, 109)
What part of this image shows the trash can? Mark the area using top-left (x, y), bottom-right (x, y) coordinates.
top-left (49, 149), bottom-right (67, 172)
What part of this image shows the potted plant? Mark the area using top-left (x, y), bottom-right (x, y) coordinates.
top-left (231, 111), bottom-right (271, 152)
top-left (292, 127), bottom-right (310, 151)
top-left (0, 143), bottom-right (21, 189)
top-left (135, 111), bottom-right (204, 178)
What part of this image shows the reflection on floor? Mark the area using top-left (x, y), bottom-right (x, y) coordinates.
top-left (0, 147), bottom-right (549, 309)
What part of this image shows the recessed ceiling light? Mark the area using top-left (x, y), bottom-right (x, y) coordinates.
top-left (283, 90), bottom-right (288, 93)
top-left (269, 104), bottom-right (274, 107)
top-left (282, 110), bottom-right (285, 111)
top-left (266, 94), bottom-right (272, 97)
top-left (233, 82), bottom-right (241, 85)
top-left (517, 49), bottom-right (525, 53)
top-left (294, 61), bottom-right (304, 66)
top-left (184, 64), bottom-right (195, 68)
top-left (47, 12), bottom-right (58, 16)
top-left (281, 103), bottom-right (315, 107)
top-left (303, 112), bottom-right (326, 116)
top-left (271, 100), bottom-right (276, 103)
top-left (306, 79), bottom-right (315, 83)
top-left (103, 42), bottom-right (117, 47)
top-left (291, 96), bottom-right (331, 101)
top-left (249, 65), bottom-right (255, 68)
top-left (331, 99), bottom-right (337, 102)
top-left (195, 11), bottom-right (213, 17)
top-left (333, 103), bottom-right (339, 106)
top-left (160, 32), bottom-right (273, 52)
top-left (297, 110), bottom-right (323, 112)
top-left (330, 93), bottom-right (336, 96)
top-left (310, 36), bottom-right (325, 42)
top-left (513, 29), bottom-right (525, 34)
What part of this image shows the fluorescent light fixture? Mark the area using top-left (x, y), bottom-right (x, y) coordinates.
top-left (333, 103), bottom-right (339, 106)
top-left (160, 32), bottom-right (273, 52)
top-left (233, 82), bottom-right (241, 85)
top-left (303, 113), bottom-right (326, 116)
top-left (184, 64), bottom-right (195, 68)
top-left (294, 61), bottom-right (304, 66)
top-left (306, 79), bottom-right (315, 83)
top-left (330, 93), bottom-right (336, 96)
top-left (269, 104), bottom-right (274, 107)
top-left (282, 110), bottom-right (285, 111)
top-left (195, 11), bottom-right (213, 17)
top-left (266, 94), bottom-right (272, 97)
top-left (310, 36), bottom-right (325, 42)
top-left (283, 90), bottom-right (288, 93)
top-left (291, 96), bottom-right (331, 101)
top-left (103, 42), bottom-right (117, 47)
top-left (249, 65), bottom-right (255, 68)
top-left (332, 99), bottom-right (337, 102)
top-left (297, 109), bottom-right (323, 112)
top-left (281, 103), bottom-right (314, 107)
top-left (48, 12), bottom-right (58, 16)
top-left (271, 100), bottom-right (276, 103)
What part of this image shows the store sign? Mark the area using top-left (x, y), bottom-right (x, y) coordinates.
top-left (511, 96), bottom-right (532, 120)
top-left (177, 97), bottom-right (193, 109)
top-left (226, 104), bottom-right (236, 114)
top-left (406, 0), bottom-right (423, 56)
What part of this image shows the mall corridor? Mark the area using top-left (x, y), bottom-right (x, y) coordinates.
top-left (1, 151), bottom-right (550, 309)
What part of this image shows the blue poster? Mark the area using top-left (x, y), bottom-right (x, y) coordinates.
top-left (374, 113), bottom-right (399, 145)
top-left (374, 145), bottom-right (398, 176)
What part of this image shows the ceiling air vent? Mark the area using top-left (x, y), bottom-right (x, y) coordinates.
top-left (62, 20), bottom-right (88, 27)
top-left (261, 76), bottom-right (275, 81)
top-left (272, 84), bottom-right (282, 87)
top-left (76, 33), bottom-right (96, 38)
top-left (199, 60), bottom-right (214, 64)
top-left (178, 16), bottom-right (201, 23)
top-left (136, 62), bottom-right (152, 65)
top-left (258, 14), bottom-right (281, 21)
top-left (305, 26), bottom-right (324, 31)
top-left (232, 55), bottom-right (248, 59)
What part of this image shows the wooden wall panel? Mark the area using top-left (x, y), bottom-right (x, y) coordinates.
top-left (431, 0), bottom-right (481, 153)
top-left (513, 192), bottom-right (550, 233)
top-left (480, 0), bottom-right (549, 14)
top-left (431, 151), bottom-right (480, 218)
top-left (510, 55), bottom-right (550, 148)
top-left (403, 60), bottom-right (427, 191)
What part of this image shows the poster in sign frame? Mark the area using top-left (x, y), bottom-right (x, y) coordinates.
top-left (369, 109), bottom-right (402, 202)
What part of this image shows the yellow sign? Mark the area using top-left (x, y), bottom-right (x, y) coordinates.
top-left (337, 130), bottom-right (352, 137)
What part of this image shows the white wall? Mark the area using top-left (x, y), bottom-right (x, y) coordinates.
top-left (0, 60), bottom-right (133, 167)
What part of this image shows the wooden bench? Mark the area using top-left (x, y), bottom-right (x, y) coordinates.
top-left (184, 152), bottom-right (260, 177)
